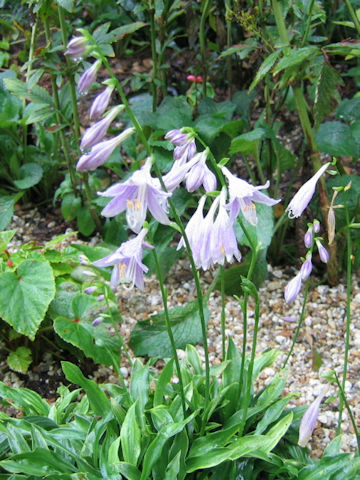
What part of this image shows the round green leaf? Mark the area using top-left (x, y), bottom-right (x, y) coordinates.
top-left (0, 259), bottom-right (55, 340)
top-left (13, 163), bottom-right (43, 189)
top-left (315, 121), bottom-right (358, 157)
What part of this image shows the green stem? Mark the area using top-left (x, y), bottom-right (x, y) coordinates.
top-left (271, 0), bottom-right (289, 45)
top-left (283, 279), bottom-right (310, 368)
top-left (149, 238), bottom-right (187, 417)
top-left (58, 7), bottom-right (103, 232)
top-left (334, 372), bottom-right (360, 452)
top-left (200, 0), bottom-right (211, 96)
top-left (239, 284), bottom-right (260, 435)
top-left (220, 265), bottom-right (226, 360)
top-left (58, 6), bottom-right (81, 141)
top-left (344, 0), bottom-right (360, 37)
top-left (149, 1), bottom-right (158, 111)
top-left (236, 216), bottom-right (259, 410)
top-left (300, 0), bottom-right (316, 47)
top-left (225, 0), bottom-right (233, 98)
top-left (337, 190), bottom-right (352, 433)
top-left (43, 17), bottom-right (78, 193)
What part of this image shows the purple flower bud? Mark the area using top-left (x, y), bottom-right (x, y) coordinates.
top-left (298, 391), bottom-right (326, 447)
top-left (284, 272), bottom-right (303, 303)
top-left (316, 240), bottom-right (330, 263)
top-left (78, 60), bottom-right (101, 94)
top-left (304, 230), bottom-right (313, 248)
top-left (84, 286), bottom-right (97, 294)
top-left (76, 127), bottom-right (135, 171)
top-left (65, 37), bottom-right (87, 61)
top-left (300, 258), bottom-right (312, 280)
top-left (92, 316), bottom-right (103, 326)
top-left (90, 85), bottom-right (115, 120)
top-left (313, 219), bottom-right (320, 233)
top-left (80, 106), bottom-right (123, 151)
top-left (97, 294), bottom-right (105, 302)
top-left (165, 129), bottom-right (189, 146)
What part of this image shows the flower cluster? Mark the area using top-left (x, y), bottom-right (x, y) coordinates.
top-left (67, 35), bottom-right (332, 294)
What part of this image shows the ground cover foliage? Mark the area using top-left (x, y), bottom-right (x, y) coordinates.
top-left (0, 0), bottom-right (360, 478)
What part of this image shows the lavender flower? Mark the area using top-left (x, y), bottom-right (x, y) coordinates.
top-left (178, 190), bottom-right (241, 270)
top-left (222, 166), bottom-right (280, 226)
top-left (80, 106), bottom-right (124, 151)
top-left (161, 154), bottom-right (201, 192)
top-left (165, 129), bottom-right (197, 165)
top-left (210, 189), bottom-right (241, 266)
top-left (316, 240), bottom-right (330, 263)
top-left (286, 163), bottom-right (330, 219)
top-left (90, 85), bottom-right (115, 120)
top-left (93, 228), bottom-right (152, 290)
top-left (78, 60), bottom-right (101, 94)
top-left (99, 157), bottom-right (171, 233)
top-left (298, 390), bottom-right (326, 447)
top-left (284, 271), bottom-right (303, 303)
top-left (65, 37), bottom-right (87, 61)
top-left (76, 127), bottom-right (135, 171)
top-left (185, 151), bottom-right (217, 193)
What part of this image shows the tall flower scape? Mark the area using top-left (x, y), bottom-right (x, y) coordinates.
top-left (67, 35), bottom-right (330, 297)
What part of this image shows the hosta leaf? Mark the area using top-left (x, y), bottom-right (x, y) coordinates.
top-left (0, 260), bottom-right (55, 340)
top-left (13, 163), bottom-right (43, 190)
top-left (129, 301), bottom-right (209, 357)
top-left (315, 121), bottom-right (358, 157)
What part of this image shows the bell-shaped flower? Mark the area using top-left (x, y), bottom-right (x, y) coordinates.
top-left (178, 190), bottom-right (241, 270)
top-left (210, 189), bottom-right (241, 266)
top-left (93, 228), bottom-right (152, 290)
top-left (81, 106), bottom-right (124, 151)
top-left (90, 85), bottom-right (115, 120)
top-left (65, 37), bottom-right (87, 61)
top-left (222, 166), bottom-right (280, 226)
top-left (298, 389), bottom-right (327, 447)
top-left (286, 163), bottom-right (330, 219)
top-left (76, 127), bottom-right (135, 171)
top-left (284, 271), bottom-right (303, 304)
top-left (99, 158), bottom-right (171, 233)
top-left (78, 60), bottom-right (101, 94)
top-left (185, 151), bottom-right (217, 192)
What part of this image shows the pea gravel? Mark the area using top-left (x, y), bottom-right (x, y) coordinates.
top-left (1, 207), bottom-right (359, 458)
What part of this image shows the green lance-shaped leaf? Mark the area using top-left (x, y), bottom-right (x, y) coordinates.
top-left (0, 260), bottom-right (55, 340)
top-left (120, 401), bottom-right (141, 466)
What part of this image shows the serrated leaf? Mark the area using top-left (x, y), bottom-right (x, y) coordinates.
top-left (7, 347), bottom-right (32, 374)
top-left (129, 301), bottom-right (209, 357)
top-left (314, 62), bottom-right (342, 129)
top-left (0, 260), bottom-right (55, 340)
top-left (273, 46), bottom-right (318, 74)
top-left (13, 163), bottom-right (43, 189)
top-left (249, 50), bottom-right (282, 92)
